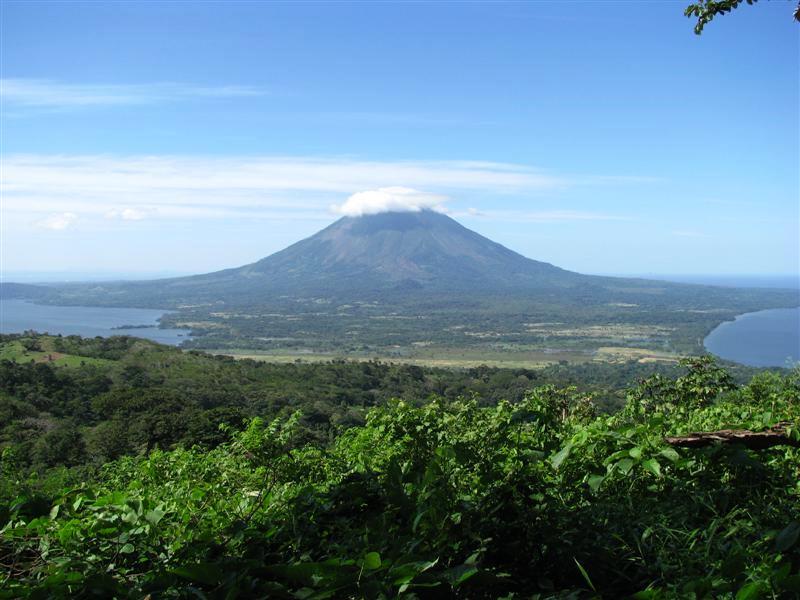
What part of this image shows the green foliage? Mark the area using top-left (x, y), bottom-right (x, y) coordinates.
top-left (3, 333), bottom-right (727, 472)
top-left (686, 0), bottom-right (760, 34)
top-left (623, 355), bottom-right (737, 421)
top-left (2, 358), bottom-right (799, 598)
top-left (686, 0), bottom-right (800, 34)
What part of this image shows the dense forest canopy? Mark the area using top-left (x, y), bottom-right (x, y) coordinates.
top-left (1, 333), bottom-right (723, 472)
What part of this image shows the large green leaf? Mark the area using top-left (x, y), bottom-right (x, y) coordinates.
top-left (775, 522), bottom-right (800, 553)
top-left (736, 581), bottom-right (766, 600)
top-left (642, 458), bottom-right (662, 478)
top-left (363, 552), bottom-right (382, 570)
top-left (550, 443), bottom-right (573, 470)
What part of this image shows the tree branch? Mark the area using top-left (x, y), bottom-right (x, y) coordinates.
top-left (665, 421), bottom-right (799, 450)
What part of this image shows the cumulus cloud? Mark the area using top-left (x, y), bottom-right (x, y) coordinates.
top-left (105, 207), bottom-right (148, 221)
top-left (332, 187), bottom-right (447, 216)
top-left (35, 212), bottom-right (77, 230)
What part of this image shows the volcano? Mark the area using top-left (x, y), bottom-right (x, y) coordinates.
top-left (230, 210), bottom-right (579, 291)
top-left (110, 209), bottom-right (591, 304)
top-left (9, 210), bottom-right (595, 307)
top-left (1, 210), bottom-right (591, 308)
top-left (4, 210), bottom-right (796, 337)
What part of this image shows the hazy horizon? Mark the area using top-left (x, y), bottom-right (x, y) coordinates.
top-left (5, 269), bottom-right (798, 290)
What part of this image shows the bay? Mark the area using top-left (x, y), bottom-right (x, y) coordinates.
top-left (704, 307), bottom-right (800, 368)
top-left (0, 299), bottom-right (191, 346)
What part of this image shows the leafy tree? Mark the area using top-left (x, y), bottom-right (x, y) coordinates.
top-left (20, 339), bottom-right (42, 352)
top-left (86, 419), bottom-right (131, 463)
top-left (31, 421), bottom-right (87, 468)
top-left (686, 0), bottom-right (800, 34)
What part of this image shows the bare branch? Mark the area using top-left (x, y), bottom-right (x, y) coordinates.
top-left (665, 421), bottom-right (799, 450)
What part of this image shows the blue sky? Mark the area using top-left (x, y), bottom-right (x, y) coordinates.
top-left (1, 0), bottom-right (798, 278)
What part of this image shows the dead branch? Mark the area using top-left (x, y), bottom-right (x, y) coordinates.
top-left (665, 421), bottom-right (799, 450)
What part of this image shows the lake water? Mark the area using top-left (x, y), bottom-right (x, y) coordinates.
top-left (0, 300), bottom-right (191, 346)
top-left (704, 307), bottom-right (800, 368)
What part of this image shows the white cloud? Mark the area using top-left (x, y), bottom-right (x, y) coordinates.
top-left (332, 187), bottom-right (447, 216)
top-left (105, 207), bottom-right (148, 221)
top-left (2, 154), bottom-right (651, 228)
top-left (1, 79), bottom-right (263, 109)
top-left (1, 154), bottom-right (566, 226)
top-left (34, 212), bottom-right (77, 230)
top-left (1, 155), bottom-right (563, 199)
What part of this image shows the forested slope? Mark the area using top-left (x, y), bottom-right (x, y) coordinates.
top-left (2, 354), bottom-right (799, 598)
top-left (0, 333), bottom-right (710, 472)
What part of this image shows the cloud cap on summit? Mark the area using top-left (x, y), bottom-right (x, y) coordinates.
top-left (332, 187), bottom-right (447, 217)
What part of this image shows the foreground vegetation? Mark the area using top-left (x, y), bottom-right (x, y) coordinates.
top-left (0, 334), bottom-right (798, 598)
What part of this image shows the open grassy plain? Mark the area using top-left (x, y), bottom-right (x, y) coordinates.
top-left (0, 338), bottom-right (116, 368)
top-left (214, 343), bottom-right (681, 369)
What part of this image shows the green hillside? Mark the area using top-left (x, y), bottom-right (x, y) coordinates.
top-left (1, 333), bottom-right (722, 473)
top-left (2, 333), bottom-right (798, 598)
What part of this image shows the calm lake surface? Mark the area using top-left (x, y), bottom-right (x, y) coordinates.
top-left (0, 300), bottom-right (191, 346)
top-left (704, 307), bottom-right (800, 368)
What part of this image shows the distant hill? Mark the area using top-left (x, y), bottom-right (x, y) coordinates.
top-left (0, 282), bottom-right (55, 300)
